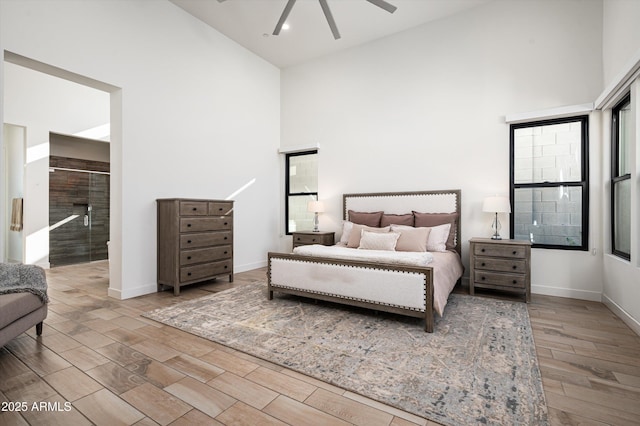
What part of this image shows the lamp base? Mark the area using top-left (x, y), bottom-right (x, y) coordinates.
top-left (491, 235), bottom-right (502, 240)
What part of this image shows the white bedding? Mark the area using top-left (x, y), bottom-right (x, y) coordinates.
top-left (293, 244), bottom-right (434, 267)
top-left (288, 244), bottom-right (463, 316)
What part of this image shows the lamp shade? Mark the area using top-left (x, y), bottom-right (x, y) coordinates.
top-left (482, 196), bottom-right (511, 213)
top-left (307, 200), bottom-right (325, 213)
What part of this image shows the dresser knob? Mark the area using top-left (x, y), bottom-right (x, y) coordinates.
top-left (187, 224), bottom-right (192, 227)
top-left (224, 236), bottom-right (228, 240)
top-left (224, 251), bottom-right (228, 254)
top-left (481, 276), bottom-right (486, 281)
top-left (481, 262), bottom-right (486, 267)
top-left (187, 240), bottom-right (192, 244)
top-left (512, 265), bottom-right (517, 269)
top-left (312, 239), bottom-right (316, 242)
top-left (192, 207), bottom-right (197, 211)
top-left (224, 265), bottom-right (228, 269)
top-left (219, 207), bottom-right (223, 211)
top-left (513, 280), bottom-right (517, 284)
top-left (187, 272), bottom-right (192, 276)
top-left (481, 249), bottom-right (485, 252)
top-left (512, 251), bottom-right (517, 255)
top-left (224, 222), bottom-right (228, 226)
top-left (187, 256), bottom-right (192, 260)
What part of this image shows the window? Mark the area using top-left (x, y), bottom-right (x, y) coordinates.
top-left (510, 116), bottom-right (589, 250)
top-left (611, 94), bottom-right (631, 260)
top-left (285, 150), bottom-right (318, 234)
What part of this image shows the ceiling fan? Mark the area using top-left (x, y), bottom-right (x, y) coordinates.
top-left (216, 0), bottom-right (398, 40)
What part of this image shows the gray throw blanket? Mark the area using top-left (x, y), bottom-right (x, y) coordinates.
top-left (0, 263), bottom-right (49, 303)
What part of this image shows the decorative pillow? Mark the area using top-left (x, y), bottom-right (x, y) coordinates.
top-left (425, 223), bottom-right (451, 252)
top-left (390, 225), bottom-right (431, 252)
top-left (348, 210), bottom-right (383, 227)
top-left (380, 213), bottom-right (414, 227)
top-left (347, 224), bottom-right (390, 248)
top-left (358, 231), bottom-right (400, 251)
top-left (338, 221), bottom-right (354, 245)
top-left (413, 212), bottom-right (458, 250)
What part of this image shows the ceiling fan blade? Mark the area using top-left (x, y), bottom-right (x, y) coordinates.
top-left (273, 0), bottom-right (297, 35)
top-left (365, 0), bottom-right (397, 14)
top-left (319, 0), bottom-right (341, 40)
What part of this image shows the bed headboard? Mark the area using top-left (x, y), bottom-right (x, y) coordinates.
top-left (343, 190), bottom-right (462, 256)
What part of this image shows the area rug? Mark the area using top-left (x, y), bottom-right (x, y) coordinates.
top-left (143, 282), bottom-right (548, 426)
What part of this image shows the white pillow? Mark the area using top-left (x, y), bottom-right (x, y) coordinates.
top-left (358, 230), bottom-right (400, 251)
top-left (391, 224), bottom-right (450, 252)
top-left (339, 221), bottom-right (354, 245)
top-left (426, 223), bottom-right (451, 252)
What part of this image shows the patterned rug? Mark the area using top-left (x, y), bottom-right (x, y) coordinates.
top-left (143, 282), bottom-right (548, 426)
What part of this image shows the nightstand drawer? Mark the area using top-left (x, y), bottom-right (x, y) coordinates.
top-left (474, 271), bottom-right (526, 289)
top-left (180, 245), bottom-right (232, 266)
top-left (474, 243), bottom-right (526, 259)
top-left (209, 202), bottom-right (233, 216)
top-left (294, 234), bottom-right (325, 245)
top-left (474, 258), bottom-right (527, 274)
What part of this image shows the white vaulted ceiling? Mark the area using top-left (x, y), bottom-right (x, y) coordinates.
top-left (170, 0), bottom-right (491, 68)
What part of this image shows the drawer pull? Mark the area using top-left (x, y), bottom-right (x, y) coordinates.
top-left (224, 251), bottom-right (228, 254)
top-left (513, 280), bottom-right (517, 284)
top-left (192, 207), bottom-right (197, 211)
top-left (297, 237), bottom-right (301, 241)
top-left (187, 223), bottom-right (192, 228)
top-left (481, 262), bottom-right (486, 267)
top-left (224, 236), bottom-right (228, 240)
top-left (512, 265), bottom-right (517, 269)
top-left (481, 276), bottom-right (486, 281)
top-left (312, 239), bottom-right (316, 242)
top-left (187, 256), bottom-right (192, 260)
top-left (513, 251), bottom-right (517, 255)
top-left (224, 265), bottom-right (228, 269)
top-left (187, 272), bottom-right (192, 276)
top-left (481, 249), bottom-right (485, 252)
top-left (187, 240), bottom-right (192, 244)
top-left (224, 222), bottom-right (228, 226)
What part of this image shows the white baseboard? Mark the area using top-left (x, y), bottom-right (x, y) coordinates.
top-left (108, 283), bottom-right (157, 300)
top-left (235, 260), bottom-right (267, 273)
top-left (531, 284), bottom-right (602, 302)
top-left (602, 294), bottom-right (640, 337)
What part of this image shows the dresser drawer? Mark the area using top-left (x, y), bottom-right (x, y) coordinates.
top-left (179, 201), bottom-right (209, 216)
top-left (474, 243), bottom-right (526, 259)
top-left (180, 217), bottom-right (232, 232)
top-left (474, 258), bottom-right (527, 274)
top-left (474, 271), bottom-right (525, 289)
top-left (180, 232), bottom-right (232, 249)
top-left (181, 260), bottom-right (232, 283)
top-left (209, 202), bottom-right (233, 216)
top-left (180, 245), bottom-right (232, 266)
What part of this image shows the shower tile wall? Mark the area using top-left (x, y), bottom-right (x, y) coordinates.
top-left (49, 156), bottom-right (110, 267)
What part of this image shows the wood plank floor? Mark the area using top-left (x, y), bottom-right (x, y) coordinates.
top-left (1, 261), bottom-right (639, 425)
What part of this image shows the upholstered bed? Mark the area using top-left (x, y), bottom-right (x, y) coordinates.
top-left (267, 190), bottom-right (463, 332)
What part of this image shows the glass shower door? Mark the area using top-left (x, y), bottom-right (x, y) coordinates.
top-left (49, 168), bottom-right (110, 267)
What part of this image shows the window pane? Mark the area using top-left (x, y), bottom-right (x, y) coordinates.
top-left (617, 100), bottom-right (632, 176)
top-left (289, 154), bottom-right (318, 193)
top-left (288, 195), bottom-right (317, 232)
top-left (513, 187), bottom-right (582, 246)
top-left (513, 121), bottom-right (583, 184)
top-left (613, 179), bottom-right (631, 255)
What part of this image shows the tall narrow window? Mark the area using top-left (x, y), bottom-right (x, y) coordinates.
top-left (612, 94), bottom-right (631, 260)
top-left (510, 116), bottom-right (589, 250)
top-left (285, 150), bottom-right (318, 234)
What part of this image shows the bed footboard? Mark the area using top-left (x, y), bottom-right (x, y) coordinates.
top-left (267, 252), bottom-right (436, 332)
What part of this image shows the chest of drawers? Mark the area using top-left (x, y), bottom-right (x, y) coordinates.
top-left (469, 238), bottom-right (531, 302)
top-left (157, 199), bottom-right (233, 295)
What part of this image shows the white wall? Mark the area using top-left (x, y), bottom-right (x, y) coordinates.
top-left (281, 0), bottom-right (604, 295)
top-left (2, 124), bottom-right (25, 262)
top-left (1, 0), bottom-right (281, 298)
top-left (601, 0), bottom-right (640, 334)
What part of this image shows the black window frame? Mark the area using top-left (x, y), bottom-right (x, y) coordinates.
top-left (611, 93), bottom-right (631, 260)
top-left (285, 150), bottom-right (318, 235)
top-left (509, 115), bottom-right (589, 251)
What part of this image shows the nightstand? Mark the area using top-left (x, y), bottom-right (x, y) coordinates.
top-left (292, 231), bottom-right (335, 249)
top-left (469, 238), bottom-right (532, 302)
